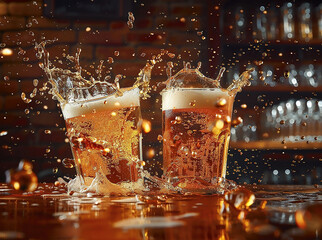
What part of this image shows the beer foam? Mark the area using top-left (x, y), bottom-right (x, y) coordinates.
top-left (161, 88), bottom-right (234, 110)
top-left (61, 88), bottom-right (140, 119)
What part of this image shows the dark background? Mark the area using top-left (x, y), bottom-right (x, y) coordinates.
top-left (0, 0), bottom-right (321, 184)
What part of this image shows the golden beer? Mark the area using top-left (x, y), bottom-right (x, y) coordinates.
top-left (61, 88), bottom-right (142, 186)
top-left (162, 88), bottom-right (234, 190)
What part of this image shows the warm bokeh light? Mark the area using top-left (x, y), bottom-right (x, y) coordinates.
top-left (1, 48), bottom-right (13, 56)
top-left (142, 119), bottom-right (152, 133)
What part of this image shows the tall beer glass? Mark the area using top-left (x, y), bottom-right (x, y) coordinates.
top-left (162, 69), bottom-right (235, 192)
top-left (61, 87), bottom-right (142, 187)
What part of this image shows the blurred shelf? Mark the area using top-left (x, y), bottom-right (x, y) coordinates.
top-left (230, 140), bottom-right (322, 150)
top-left (223, 39), bottom-right (322, 47)
top-left (242, 86), bottom-right (322, 92)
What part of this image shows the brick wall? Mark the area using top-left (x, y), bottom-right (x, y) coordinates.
top-left (0, 0), bottom-right (212, 181)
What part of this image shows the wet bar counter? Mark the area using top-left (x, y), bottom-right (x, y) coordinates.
top-left (0, 184), bottom-right (321, 240)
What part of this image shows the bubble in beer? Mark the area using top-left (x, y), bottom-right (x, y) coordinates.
top-left (5, 160), bottom-right (38, 192)
top-left (214, 120), bottom-right (224, 130)
top-left (142, 119), bottom-right (152, 133)
top-left (62, 158), bottom-right (75, 168)
top-left (175, 116), bottom-right (182, 124)
top-left (216, 98), bottom-right (227, 107)
top-left (225, 188), bottom-right (255, 210)
top-left (189, 100), bottom-right (196, 107)
top-left (157, 135), bottom-right (163, 141)
top-left (295, 203), bottom-right (322, 232)
top-left (173, 135), bottom-right (181, 141)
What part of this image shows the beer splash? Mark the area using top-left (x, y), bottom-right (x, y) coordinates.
top-left (35, 40), bottom-right (162, 103)
top-left (164, 61), bottom-right (254, 95)
top-left (35, 40), bottom-right (172, 196)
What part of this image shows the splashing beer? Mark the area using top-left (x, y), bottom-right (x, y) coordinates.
top-left (61, 88), bottom-right (142, 186)
top-left (162, 63), bottom-right (253, 192)
top-left (35, 41), bottom-right (159, 193)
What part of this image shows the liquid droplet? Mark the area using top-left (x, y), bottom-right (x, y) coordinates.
top-left (157, 135), bottom-right (163, 141)
top-left (284, 71), bottom-right (290, 78)
top-left (224, 188), bottom-right (255, 210)
top-left (62, 158), bottom-right (75, 168)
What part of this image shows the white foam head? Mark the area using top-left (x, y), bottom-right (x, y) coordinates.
top-left (161, 88), bottom-right (234, 111)
top-left (61, 88), bottom-right (140, 119)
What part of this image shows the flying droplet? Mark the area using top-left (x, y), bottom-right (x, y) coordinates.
top-left (62, 158), bottom-right (75, 168)
top-left (108, 57), bottom-right (114, 64)
top-left (157, 135), bottom-right (163, 141)
top-left (224, 188), bottom-right (255, 210)
top-left (0, 131), bottom-right (8, 136)
top-left (284, 71), bottom-right (290, 78)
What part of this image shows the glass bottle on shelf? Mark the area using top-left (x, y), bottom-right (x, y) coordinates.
top-left (298, 3), bottom-right (313, 42)
top-left (281, 2), bottom-right (295, 40)
top-left (317, 4), bottom-right (322, 39)
top-left (234, 7), bottom-right (246, 40)
top-left (267, 6), bottom-right (279, 40)
top-left (254, 6), bottom-right (268, 40)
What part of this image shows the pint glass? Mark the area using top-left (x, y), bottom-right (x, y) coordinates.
top-left (162, 88), bottom-right (235, 191)
top-left (61, 87), bottom-right (142, 186)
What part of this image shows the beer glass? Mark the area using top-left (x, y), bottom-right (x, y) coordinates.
top-left (162, 73), bottom-right (235, 191)
top-left (61, 87), bottom-right (142, 187)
